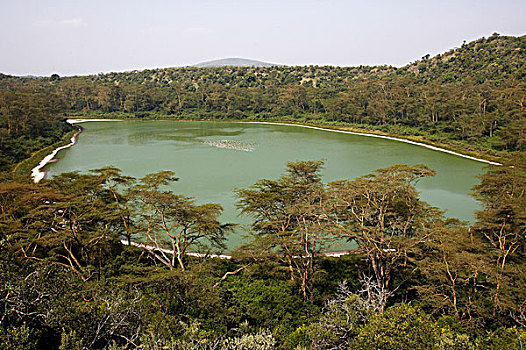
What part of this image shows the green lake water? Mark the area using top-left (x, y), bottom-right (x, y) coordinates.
top-left (46, 120), bottom-right (486, 250)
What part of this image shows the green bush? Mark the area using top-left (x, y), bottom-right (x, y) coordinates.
top-left (350, 304), bottom-right (438, 350)
top-left (476, 327), bottom-right (526, 350)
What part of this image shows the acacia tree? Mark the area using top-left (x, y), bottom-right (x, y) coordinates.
top-left (472, 154), bottom-right (526, 313)
top-left (236, 160), bottom-right (331, 301)
top-left (416, 220), bottom-right (493, 324)
top-left (90, 166), bottom-right (136, 245)
top-left (327, 164), bottom-right (440, 310)
top-left (308, 281), bottom-right (378, 350)
top-left (131, 171), bottom-right (229, 271)
top-left (22, 172), bottom-right (124, 281)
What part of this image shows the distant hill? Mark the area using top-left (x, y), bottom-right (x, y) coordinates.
top-left (193, 58), bottom-right (282, 67)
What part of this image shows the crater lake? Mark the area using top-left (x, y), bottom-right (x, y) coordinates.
top-left (45, 120), bottom-right (486, 250)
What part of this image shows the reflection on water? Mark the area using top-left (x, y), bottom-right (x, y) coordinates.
top-left (47, 120), bottom-right (486, 249)
top-left (126, 123), bottom-right (247, 145)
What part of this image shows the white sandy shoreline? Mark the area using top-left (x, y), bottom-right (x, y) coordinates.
top-left (120, 239), bottom-right (355, 259)
top-left (239, 121), bottom-right (503, 166)
top-left (65, 118), bottom-right (505, 166)
top-left (65, 118), bottom-right (123, 124)
top-left (31, 128), bottom-right (82, 183)
top-left (30, 119), bottom-right (122, 183)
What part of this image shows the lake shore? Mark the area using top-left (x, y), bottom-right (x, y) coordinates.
top-left (238, 121), bottom-right (503, 166)
top-left (121, 239), bottom-right (358, 259)
top-left (36, 117), bottom-right (485, 255)
top-left (30, 119), bottom-right (122, 183)
top-left (55, 117), bottom-right (503, 167)
top-left (30, 125), bottom-right (83, 183)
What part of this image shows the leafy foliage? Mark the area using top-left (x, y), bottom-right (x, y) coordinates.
top-left (350, 304), bottom-right (439, 349)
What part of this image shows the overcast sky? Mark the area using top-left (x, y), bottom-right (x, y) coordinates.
top-left (1, 0), bottom-right (525, 76)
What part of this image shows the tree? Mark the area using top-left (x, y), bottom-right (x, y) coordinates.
top-left (89, 167), bottom-right (136, 245)
top-left (416, 220), bottom-right (493, 325)
top-left (328, 164), bottom-right (441, 310)
top-left (222, 329), bottom-right (276, 350)
top-left (131, 171), bottom-right (230, 271)
top-left (0, 323), bottom-right (39, 350)
top-left (22, 172), bottom-right (124, 281)
top-left (308, 281), bottom-right (377, 350)
top-left (350, 304), bottom-right (439, 350)
top-left (472, 154), bottom-right (526, 313)
top-left (237, 160), bottom-right (331, 301)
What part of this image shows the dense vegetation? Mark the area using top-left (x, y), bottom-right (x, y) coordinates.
top-left (0, 86), bottom-right (72, 172)
top-left (1, 159), bottom-right (525, 349)
top-left (1, 34), bottom-right (526, 349)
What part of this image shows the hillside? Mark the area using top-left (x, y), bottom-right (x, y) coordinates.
top-left (2, 34), bottom-right (525, 89)
top-left (51, 34), bottom-right (526, 87)
top-left (402, 33), bottom-right (526, 83)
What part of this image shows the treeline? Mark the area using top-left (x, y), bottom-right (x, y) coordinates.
top-left (56, 72), bottom-right (526, 151)
top-left (1, 34), bottom-right (525, 173)
top-left (0, 86), bottom-right (73, 172)
top-left (1, 157), bottom-right (525, 349)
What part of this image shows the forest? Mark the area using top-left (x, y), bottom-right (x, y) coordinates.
top-left (0, 34), bottom-right (525, 349)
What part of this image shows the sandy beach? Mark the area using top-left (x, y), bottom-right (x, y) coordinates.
top-left (30, 119), bottom-right (122, 183)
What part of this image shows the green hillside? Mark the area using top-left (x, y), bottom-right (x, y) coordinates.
top-left (402, 33), bottom-right (526, 83)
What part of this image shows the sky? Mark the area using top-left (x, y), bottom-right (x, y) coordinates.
top-left (1, 0), bottom-right (525, 76)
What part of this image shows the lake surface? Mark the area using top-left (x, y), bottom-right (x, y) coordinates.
top-left (46, 120), bottom-right (486, 250)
